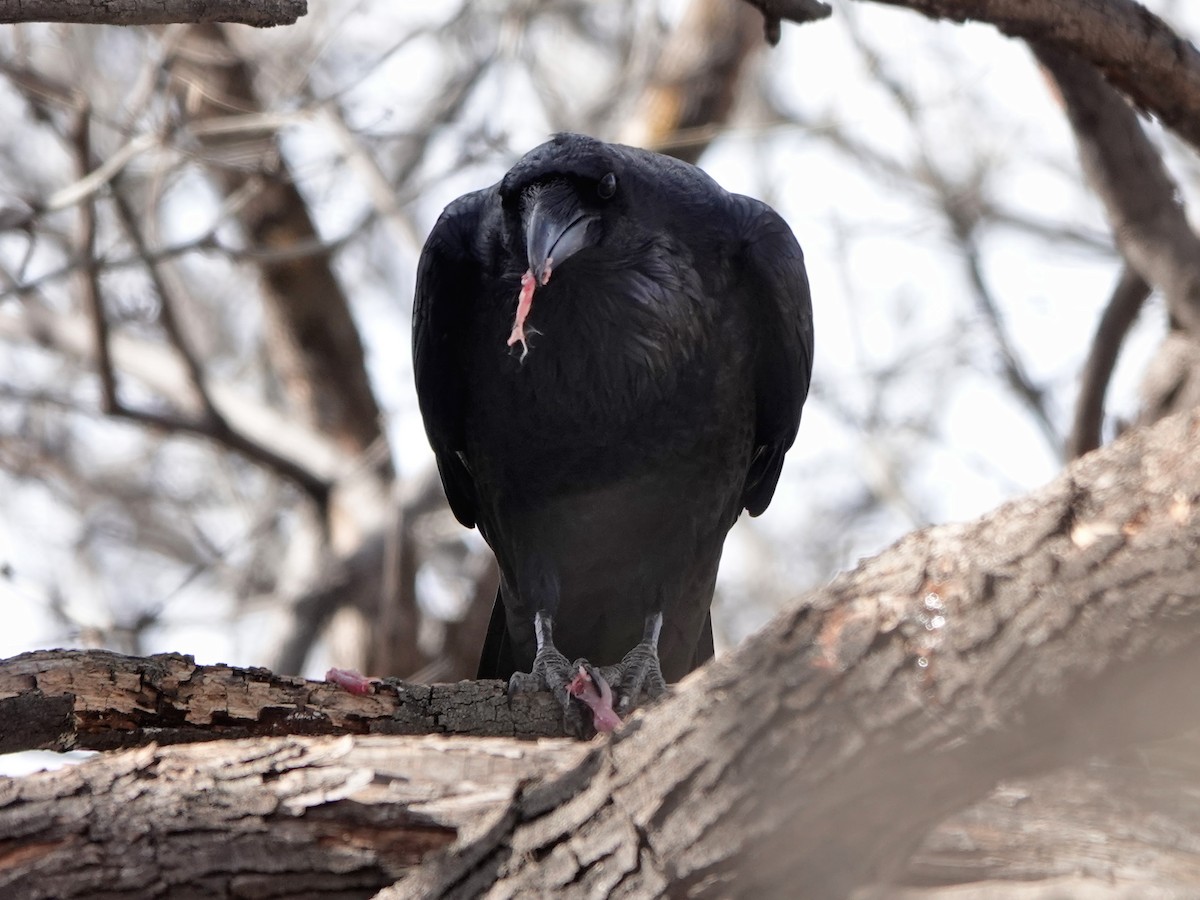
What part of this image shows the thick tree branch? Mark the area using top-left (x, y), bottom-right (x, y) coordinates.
top-left (0, 734), bottom-right (586, 899)
top-left (0, 650), bottom-right (567, 753)
top-left (5, 409), bottom-right (1197, 896)
top-left (171, 24), bottom-right (388, 472)
top-left (620, 0), bottom-right (764, 162)
top-left (1033, 43), bottom-right (1200, 340)
top-left (845, 1), bottom-right (1200, 158)
top-left (903, 757), bottom-right (1200, 893)
top-left (401, 406), bottom-right (1200, 897)
top-left (0, 0), bottom-right (306, 27)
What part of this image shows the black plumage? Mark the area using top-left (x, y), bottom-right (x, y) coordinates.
top-left (413, 133), bottom-right (812, 719)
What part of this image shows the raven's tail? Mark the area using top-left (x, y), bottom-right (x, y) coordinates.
top-left (476, 586), bottom-right (516, 680)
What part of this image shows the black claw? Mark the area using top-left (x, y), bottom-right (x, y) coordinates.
top-left (506, 612), bottom-right (596, 735)
top-left (507, 611), bottom-right (670, 733)
top-left (599, 611), bottom-right (669, 714)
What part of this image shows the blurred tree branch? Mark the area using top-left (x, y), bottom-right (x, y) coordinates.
top-left (1035, 41), bottom-right (1200, 461)
top-left (1035, 42), bottom-right (1200, 338)
top-left (0, 0), bottom-right (306, 27)
top-left (845, 0), bottom-right (1200, 156)
top-left (1068, 264), bottom-right (1150, 459)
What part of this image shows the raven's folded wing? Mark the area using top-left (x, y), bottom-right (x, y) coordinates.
top-left (412, 190), bottom-right (490, 528)
top-left (733, 196), bottom-right (815, 516)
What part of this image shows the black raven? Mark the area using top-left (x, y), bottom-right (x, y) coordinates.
top-left (413, 133), bottom-right (812, 728)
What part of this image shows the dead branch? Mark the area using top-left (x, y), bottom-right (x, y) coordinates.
top-left (0, 649), bottom-right (567, 753)
top-left (0, 734), bottom-right (586, 899)
top-left (0, 0), bottom-right (306, 27)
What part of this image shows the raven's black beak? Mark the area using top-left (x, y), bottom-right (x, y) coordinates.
top-left (523, 181), bottom-right (597, 286)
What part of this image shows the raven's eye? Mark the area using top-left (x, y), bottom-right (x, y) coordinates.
top-left (597, 172), bottom-right (617, 200)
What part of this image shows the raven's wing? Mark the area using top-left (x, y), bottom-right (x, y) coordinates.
top-left (734, 197), bottom-right (814, 516)
top-left (412, 190), bottom-right (490, 528)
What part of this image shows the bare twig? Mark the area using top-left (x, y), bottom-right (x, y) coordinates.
top-left (1067, 265), bottom-right (1151, 459)
top-left (70, 104), bottom-right (118, 415)
top-left (955, 221), bottom-right (1061, 454)
top-left (108, 179), bottom-right (225, 427)
top-left (67, 122), bottom-right (330, 505)
top-left (844, 16), bottom-right (1061, 454)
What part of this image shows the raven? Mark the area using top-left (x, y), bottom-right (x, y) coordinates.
top-left (413, 133), bottom-right (812, 728)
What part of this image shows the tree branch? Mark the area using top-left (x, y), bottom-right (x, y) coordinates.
top-left (1033, 42), bottom-right (1200, 340)
top-left (0, 734), bottom-right (585, 898)
top-left (5, 408), bottom-right (1200, 895)
top-left (741, 0), bottom-right (832, 45)
top-left (1067, 264), bottom-right (1150, 459)
top-left (0, 649), bottom-right (570, 753)
top-left (403, 406), bottom-right (1200, 897)
top-left (849, 0), bottom-right (1200, 158)
top-left (0, 0), bottom-right (306, 27)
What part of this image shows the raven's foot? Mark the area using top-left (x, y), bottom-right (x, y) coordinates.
top-left (508, 611), bottom-right (610, 735)
top-left (597, 611), bottom-right (669, 715)
top-left (507, 610), bottom-right (573, 704)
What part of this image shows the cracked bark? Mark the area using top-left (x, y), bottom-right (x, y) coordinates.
top-left (0, 735), bottom-right (588, 899)
top-left (0, 650), bottom-right (567, 752)
top-left (391, 407), bottom-right (1200, 898)
top-left (2, 410), bottom-right (1199, 896)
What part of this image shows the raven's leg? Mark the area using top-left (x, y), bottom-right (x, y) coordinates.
top-left (508, 610), bottom-right (588, 732)
top-left (597, 611), bottom-right (669, 714)
top-left (508, 610), bottom-right (572, 699)
top-left (508, 611), bottom-right (625, 733)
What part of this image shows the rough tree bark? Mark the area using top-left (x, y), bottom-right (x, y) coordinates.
top-left (395, 406), bottom-right (1200, 898)
top-left (0, 650), bottom-right (566, 753)
top-left (3, 407), bottom-right (1199, 897)
top-left (0, 735), bottom-right (588, 899)
top-left (0, 0), bottom-right (305, 27)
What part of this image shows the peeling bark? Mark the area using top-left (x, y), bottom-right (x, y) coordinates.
top-left (396, 407), bottom-right (1200, 898)
top-left (3, 410), bottom-right (1200, 896)
top-left (0, 651), bottom-right (567, 752)
top-left (0, 735), bottom-right (587, 899)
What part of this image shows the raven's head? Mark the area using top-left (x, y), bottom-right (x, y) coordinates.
top-left (496, 134), bottom-right (717, 358)
top-left (500, 133), bottom-right (629, 285)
